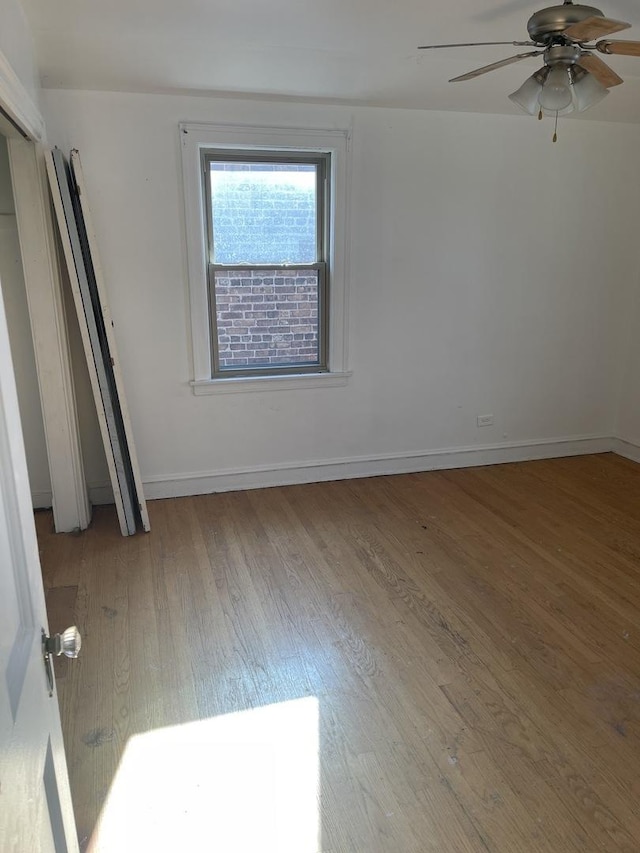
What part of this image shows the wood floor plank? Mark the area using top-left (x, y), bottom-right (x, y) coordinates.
top-left (37, 454), bottom-right (640, 852)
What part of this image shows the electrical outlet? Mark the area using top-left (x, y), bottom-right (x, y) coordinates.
top-left (477, 414), bottom-right (494, 427)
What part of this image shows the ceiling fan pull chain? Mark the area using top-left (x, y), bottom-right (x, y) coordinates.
top-left (538, 109), bottom-right (543, 121)
top-left (553, 111), bottom-right (559, 143)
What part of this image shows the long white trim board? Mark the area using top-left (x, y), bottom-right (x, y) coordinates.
top-left (69, 150), bottom-right (150, 532)
top-left (45, 147), bottom-right (149, 535)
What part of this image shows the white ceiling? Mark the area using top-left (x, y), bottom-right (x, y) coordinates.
top-left (21, 0), bottom-right (640, 121)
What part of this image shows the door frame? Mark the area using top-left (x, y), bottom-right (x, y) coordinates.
top-left (0, 48), bottom-right (89, 532)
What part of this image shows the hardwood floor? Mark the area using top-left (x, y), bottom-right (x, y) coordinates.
top-left (37, 453), bottom-right (640, 851)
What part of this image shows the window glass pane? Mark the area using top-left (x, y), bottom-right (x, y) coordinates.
top-left (210, 162), bottom-right (318, 265)
top-left (214, 269), bottom-right (319, 369)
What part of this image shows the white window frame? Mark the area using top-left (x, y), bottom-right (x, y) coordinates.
top-left (180, 122), bottom-right (351, 394)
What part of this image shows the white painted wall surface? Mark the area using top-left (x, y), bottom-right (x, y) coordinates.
top-left (616, 279), bottom-right (640, 451)
top-left (0, 137), bottom-right (51, 505)
top-left (40, 90), bottom-right (640, 496)
top-left (0, 0), bottom-right (39, 108)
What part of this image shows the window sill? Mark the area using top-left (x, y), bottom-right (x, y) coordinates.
top-left (191, 371), bottom-right (352, 395)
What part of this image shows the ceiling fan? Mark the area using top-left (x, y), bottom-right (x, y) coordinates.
top-left (418, 1), bottom-right (640, 135)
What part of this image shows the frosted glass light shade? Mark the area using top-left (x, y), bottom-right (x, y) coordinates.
top-left (572, 69), bottom-right (609, 112)
top-left (508, 71), bottom-right (546, 115)
top-left (542, 101), bottom-right (575, 117)
top-left (509, 65), bottom-right (608, 119)
top-left (539, 65), bottom-right (573, 111)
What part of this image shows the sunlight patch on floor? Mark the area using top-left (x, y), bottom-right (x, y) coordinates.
top-left (89, 697), bottom-right (320, 853)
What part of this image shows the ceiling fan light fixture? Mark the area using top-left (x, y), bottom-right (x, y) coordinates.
top-left (418, 1), bottom-right (637, 125)
top-left (508, 69), bottom-right (548, 115)
top-left (538, 64), bottom-right (574, 111)
top-left (571, 66), bottom-right (609, 111)
top-left (539, 66), bottom-right (609, 116)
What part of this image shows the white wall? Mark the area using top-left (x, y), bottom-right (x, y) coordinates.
top-left (40, 89), bottom-right (640, 496)
top-left (616, 277), bottom-right (640, 452)
top-left (0, 136), bottom-right (51, 504)
top-left (0, 0), bottom-right (39, 107)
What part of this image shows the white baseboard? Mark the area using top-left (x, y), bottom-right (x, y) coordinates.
top-left (139, 434), bottom-right (614, 500)
top-left (613, 437), bottom-right (640, 464)
top-left (88, 483), bottom-right (116, 506)
top-left (38, 434), bottom-right (640, 511)
top-left (32, 485), bottom-right (115, 510)
top-left (32, 489), bottom-right (53, 510)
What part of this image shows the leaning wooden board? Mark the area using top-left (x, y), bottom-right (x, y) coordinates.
top-left (69, 150), bottom-right (150, 532)
top-left (45, 149), bottom-right (140, 535)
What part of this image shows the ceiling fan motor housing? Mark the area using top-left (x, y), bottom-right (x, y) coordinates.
top-left (544, 43), bottom-right (582, 65)
top-left (527, 4), bottom-right (604, 42)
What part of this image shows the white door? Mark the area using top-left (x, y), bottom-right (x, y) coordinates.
top-left (0, 271), bottom-right (78, 850)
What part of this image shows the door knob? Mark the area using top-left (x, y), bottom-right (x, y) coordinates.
top-left (45, 625), bottom-right (82, 658)
top-left (42, 626), bottom-right (82, 697)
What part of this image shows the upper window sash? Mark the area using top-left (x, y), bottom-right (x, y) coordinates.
top-left (201, 150), bottom-right (329, 269)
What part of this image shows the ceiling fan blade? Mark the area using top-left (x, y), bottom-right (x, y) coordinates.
top-left (578, 53), bottom-right (624, 87)
top-left (564, 16), bottom-right (630, 42)
top-left (596, 39), bottom-right (640, 57)
top-left (449, 51), bottom-right (543, 83)
top-left (418, 41), bottom-right (534, 49)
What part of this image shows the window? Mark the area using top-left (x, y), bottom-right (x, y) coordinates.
top-left (180, 124), bottom-right (350, 393)
top-left (203, 152), bottom-right (329, 376)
